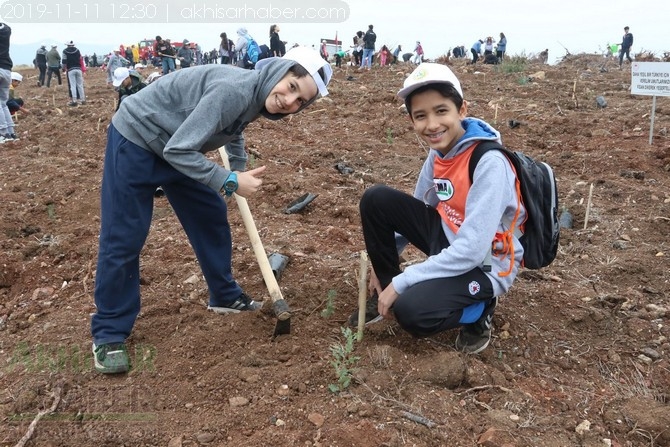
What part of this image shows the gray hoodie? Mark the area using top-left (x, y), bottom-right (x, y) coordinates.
top-left (392, 117), bottom-right (525, 297)
top-left (112, 60), bottom-right (297, 193)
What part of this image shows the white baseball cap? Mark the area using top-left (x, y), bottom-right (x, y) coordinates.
top-left (255, 46), bottom-right (333, 97)
top-left (397, 63), bottom-right (464, 100)
top-left (10, 72), bottom-right (22, 82)
top-left (112, 67), bottom-right (130, 87)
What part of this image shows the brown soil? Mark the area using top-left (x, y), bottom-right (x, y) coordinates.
top-left (1, 55), bottom-right (669, 447)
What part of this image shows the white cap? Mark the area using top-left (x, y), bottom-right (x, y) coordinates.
top-left (10, 72), bottom-right (22, 82)
top-left (134, 63), bottom-right (144, 69)
top-left (397, 63), bottom-right (463, 100)
top-left (256, 46), bottom-right (333, 97)
top-left (112, 67), bottom-right (130, 87)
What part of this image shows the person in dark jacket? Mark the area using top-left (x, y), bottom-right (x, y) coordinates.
top-left (269, 24), bottom-right (285, 57)
top-left (619, 26), bottom-right (634, 68)
top-left (35, 45), bottom-right (48, 86)
top-left (0, 22), bottom-right (17, 143)
top-left (62, 40), bottom-right (86, 106)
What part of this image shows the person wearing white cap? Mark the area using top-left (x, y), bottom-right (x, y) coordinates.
top-left (90, 46), bottom-right (332, 374)
top-left (111, 66), bottom-right (146, 111)
top-left (7, 71), bottom-right (29, 117)
top-left (349, 63), bottom-right (523, 355)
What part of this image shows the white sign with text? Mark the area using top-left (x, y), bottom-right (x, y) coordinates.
top-left (631, 62), bottom-right (670, 97)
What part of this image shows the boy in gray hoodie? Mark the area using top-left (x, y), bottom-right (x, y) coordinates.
top-left (92, 46), bottom-right (332, 374)
top-left (349, 63), bottom-right (524, 354)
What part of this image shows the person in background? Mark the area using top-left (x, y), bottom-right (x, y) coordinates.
top-left (112, 66), bottom-right (147, 111)
top-left (155, 36), bottom-right (176, 75)
top-left (496, 32), bottom-right (507, 61)
top-left (484, 36), bottom-right (495, 55)
top-left (269, 25), bottom-right (285, 57)
top-left (348, 63), bottom-right (523, 355)
top-left (361, 24), bottom-right (376, 69)
top-left (392, 44), bottom-right (402, 64)
top-left (235, 27), bottom-right (250, 68)
top-left (177, 39), bottom-right (194, 68)
top-left (106, 48), bottom-right (129, 85)
top-left (334, 49), bottom-right (347, 68)
top-left (539, 49), bottom-right (549, 64)
top-left (90, 46), bottom-right (332, 374)
top-left (352, 31), bottom-right (364, 66)
top-left (619, 26), bottom-right (633, 68)
top-left (7, 71), bottom-right (29, 117)
top-left (219, 32), bottom-right (232, 64)
top-left (45, 44), bottom-right (62, 87)
top-left (320, 40), bottom-right (329, 61)
top-left (412, 41), bottom-right (423, 64)
top-left (379, 45), bottom-right (391, 66)
top-left (0, 22), bottom-right (16, 144)
top-left (62, 40), bottom-right (86, 106)
top-left (471, 39), bottom-right (483, 64)
top-left (35, 44), bottom-right (47, 86)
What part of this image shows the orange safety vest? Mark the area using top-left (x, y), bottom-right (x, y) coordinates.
top-left (432, 143), bottom-right (523, 276)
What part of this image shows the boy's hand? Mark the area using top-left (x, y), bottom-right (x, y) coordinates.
top-left (234, 166), bottom-right (266, 198)
top-left (378, 284), bottom-right (399, 320)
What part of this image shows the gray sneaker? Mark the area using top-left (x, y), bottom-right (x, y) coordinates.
top-left (455, 297), bottom-right (497, 354)
top-left (208, 293), bottom-right (262, 314)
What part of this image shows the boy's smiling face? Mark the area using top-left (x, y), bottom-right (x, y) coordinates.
top-left (264, 72), bottom-right (317, 115)
top-left (409, 89), bottom-right (467, 154)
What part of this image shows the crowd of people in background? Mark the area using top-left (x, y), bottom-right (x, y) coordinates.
top-left (19, 23), bottom-right (637, 120)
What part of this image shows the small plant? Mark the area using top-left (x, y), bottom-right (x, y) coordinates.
top-left (328, 327), bottom-right (360, 393)
top-left (386, 128), bottom-right (394, 145)
top-left (320, 289), bottom-right (336, 318)
top-left (247, 153), bottom-right (256, 169)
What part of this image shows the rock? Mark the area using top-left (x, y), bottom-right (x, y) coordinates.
top-left (308, 412), bottom-right (325, 427)
top-left (229, 396), bottom-right (249, 407)
top-left (184, 274), bottom-right (200, 284)
top-left (276, 384), bottom-right (290, 396)
top-left (167, 435), bottom-right (183, 447)
top-left (640, 348), bottom-right (661, 360)
top-left (196, 432), bottom-right (215, 444)
top-left (575, 419), bottom-right (591, 435)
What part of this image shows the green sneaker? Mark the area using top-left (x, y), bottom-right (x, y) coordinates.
top-left (92, 343), bottom-right (129, 374)
top-left (455, 297), bottom-right (497, 354)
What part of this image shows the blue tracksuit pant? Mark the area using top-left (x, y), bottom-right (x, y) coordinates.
top-left (91, 124), bottom-right (242, 345)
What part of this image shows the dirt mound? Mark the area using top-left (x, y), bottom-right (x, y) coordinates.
top-left (1, 56), bottom-right (669, 446)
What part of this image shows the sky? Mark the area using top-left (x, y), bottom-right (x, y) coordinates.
top-left (2, 0), bottom-right (669, 66)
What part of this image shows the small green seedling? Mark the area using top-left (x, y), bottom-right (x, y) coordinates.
top-left (328, 327), bottom-right (360, 393)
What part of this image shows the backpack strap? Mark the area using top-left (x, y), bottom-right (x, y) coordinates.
top-left (468, 139), bottom-right (522, 275)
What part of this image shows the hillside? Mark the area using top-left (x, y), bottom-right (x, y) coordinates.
top-left (1, 55), bottom-right (669, 447)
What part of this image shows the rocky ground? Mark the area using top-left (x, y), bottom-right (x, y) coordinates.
top-left (1, 53), bottom-right (669, 447)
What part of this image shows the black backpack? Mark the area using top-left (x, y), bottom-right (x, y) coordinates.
top-left (469, 141), bottom-right (559, 269)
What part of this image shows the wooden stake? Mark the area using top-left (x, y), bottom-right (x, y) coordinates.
top-left (493, 103), bottom-right (498, 126)
top-left (583, 183), bottom-right (594, 230)
top-left (356, 250), bottom-right (369, 341)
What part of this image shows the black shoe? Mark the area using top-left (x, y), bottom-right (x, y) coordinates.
top-left (208, 292), bottom-right (262, 314)
top-left (455, 297), bottom-right (497, 354)
top-left (348, 292), bottom-right (383, 326)
top-left (154, 186), bottom-right (165, 197)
